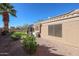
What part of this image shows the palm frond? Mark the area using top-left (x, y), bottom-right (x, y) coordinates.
top-left (0, 3), bottom-right (16, 17)
top-left (0, 4), bottom-right (5, 11)
top-left (5, 3), bottom-right (14, 9)
top-left (10, 9), bottom-right (16, 17)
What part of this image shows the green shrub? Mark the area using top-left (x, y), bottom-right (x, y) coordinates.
top-left (11, 32), bottom-right (26, 41)
top-left (22, 34), bottom-right (38, 55)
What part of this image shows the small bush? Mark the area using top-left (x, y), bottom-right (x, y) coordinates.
top-left (11, 32), bottom-right (26, 41)
top-left (22, 34), bottom-right (38, 55)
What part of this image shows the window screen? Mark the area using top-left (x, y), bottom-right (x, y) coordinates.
top-left (48, 24), bottom-right (62, 37)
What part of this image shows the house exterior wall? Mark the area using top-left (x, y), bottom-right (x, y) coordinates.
top-left (40, 17), bottom-right (79, 47)
top-left (63, 17), bottom-right (79, 47)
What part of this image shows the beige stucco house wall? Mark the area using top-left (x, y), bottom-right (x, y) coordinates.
top-left (33, 9), bottom-right (79, 47)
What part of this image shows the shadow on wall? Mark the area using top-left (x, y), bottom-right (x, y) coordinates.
top-left (35, 45), bottom-right (64, 56)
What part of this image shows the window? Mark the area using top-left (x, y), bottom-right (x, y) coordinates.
top-left (48, 25), bottom-right (54, 36)
top-left (48, 24), bottom-right (62, 37)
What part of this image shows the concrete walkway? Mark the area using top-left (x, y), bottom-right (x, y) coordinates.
top-left (36, 38), bottom-right (79, 56)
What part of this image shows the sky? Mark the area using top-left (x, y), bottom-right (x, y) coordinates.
top-left (0, 3), bottom-right (79, 27)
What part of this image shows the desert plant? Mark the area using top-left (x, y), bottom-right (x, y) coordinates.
top-left (11, 32), bottom-right (25, 41)
top-left (22, 34), bottom-right (38, 55)
top-left (11, 34), bottom-right (20, 41)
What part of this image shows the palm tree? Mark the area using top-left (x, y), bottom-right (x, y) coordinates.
top-left (0, 3), bottom-right (16, 32)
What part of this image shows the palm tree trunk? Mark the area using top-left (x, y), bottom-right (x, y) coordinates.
top-left (2, 11), bottom-right (9, 31)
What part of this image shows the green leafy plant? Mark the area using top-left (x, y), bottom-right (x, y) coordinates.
top-left (11, 32), bottom-right (26, 41)
top-left (22, 34), bottom-right (38, 55)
